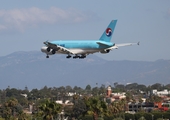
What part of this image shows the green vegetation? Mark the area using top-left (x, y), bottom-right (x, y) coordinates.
top-left (0, 83), bottom-right (170, 119)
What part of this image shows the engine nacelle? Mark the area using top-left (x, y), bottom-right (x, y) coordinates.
top-left (100, 49), bottom-right (110, 54)
top-left (41, 47), bottom-right (56, 55)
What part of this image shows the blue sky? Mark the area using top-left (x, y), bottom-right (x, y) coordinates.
top-left (0, 0), bottom-right (170, 61)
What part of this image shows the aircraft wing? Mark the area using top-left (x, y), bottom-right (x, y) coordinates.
top-left (108, 42), bottom-right (139, 50)
top-left (44, 41), bottom-right (74, 54)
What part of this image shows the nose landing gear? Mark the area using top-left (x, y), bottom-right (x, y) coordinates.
top-left (46, 55), bottom-right (49, 58)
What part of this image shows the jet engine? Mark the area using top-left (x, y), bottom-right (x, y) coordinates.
top-left (41, 47), bottom-right (56, 55)
top-left (100, 49), bottom-right (110, 54)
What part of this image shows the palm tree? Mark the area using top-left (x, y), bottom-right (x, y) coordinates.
top-left (72, 94), bottom-right (79, 104)
top-left (71, 97), bottom-right (86, 119)
top-left (108, 99), bottom-right (126, 118)
top-left (84, 97), bottom-right (108, 120)
top-left (108, 102), bottom-right (119, 115)
top-left (39, 99), bottom-right (62, 120)
top-left (17, 111), bottom-right (27, 120)
top-left (119, 99), bottom-right (126, 111)
top-left (138, 97), bottom-right (143, 112)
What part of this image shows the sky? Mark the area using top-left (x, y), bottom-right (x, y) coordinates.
top-left (0, 0), bottom-right (170, 61)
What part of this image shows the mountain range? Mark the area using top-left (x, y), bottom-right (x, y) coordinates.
top-left (0, 51), bottom-right (170, 90)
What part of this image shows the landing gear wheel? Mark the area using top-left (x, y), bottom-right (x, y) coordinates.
top-left (73, 56), bottom-right (79, 59)
top-left (66, 55), bottom-right (71, 58)
top-left (46, 55), bottom-right (49, 58)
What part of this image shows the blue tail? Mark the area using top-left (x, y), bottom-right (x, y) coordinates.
top-left (99, 20), bottom-right (117, 42)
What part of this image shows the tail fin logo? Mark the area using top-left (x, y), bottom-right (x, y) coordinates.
top-left (106, 28), bottom-right (112, 37)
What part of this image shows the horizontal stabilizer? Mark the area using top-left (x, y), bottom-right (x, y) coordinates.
top-left (109, 42), bottom-right (139, 50)
top-left (116, 42), bottom-right (140, 47)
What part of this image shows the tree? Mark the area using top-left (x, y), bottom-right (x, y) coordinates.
top-left (108, 102), bottom-right (119, 115)
top-left (149, 95), bottom-right (162, 103)
top-left (125, 92), bottom-right (133, 103)
top-left (151, 83), bottom-right (162, 90)
top-left (84, 97), bottom-right (108, 120)
top-left (125, 83), bottom-right (138, 90)
top-left (119, 99), bottom-right (126, 112)
top-left (71, 96), bottom-right (86, 119)
top-left (5, 88), bottom-right (21, 98)
top-left (138, 116), bottom-right (146, 120)
top-left (17, 111), bottom-right (28, 120)
top-left (137, 84), bottom-right (147, 92)
top-left (99, 84), bottom-right (106, 96)
top-left (114, 82), bottom-right (118, 88)
top-left (113, 118), bottom-right (124, 120)
top-left (165, 84), bottom-right (170, 90)
top-left (108, 99), bottom-right (126, 116)
top-left (85, 85), bottom-right (91, 91)
top-left (114, 84), bottom-right (125, 91)
top-left (0, 98), bottom-right (23, 119)
top-left (65, 86), bottom-right (72, 92)
top-left (138, 97), bottom-right (144, 112)
top-left (38, 99), bottom-right (62, 120)
top-left (92, 87), bottom-right (99, 96)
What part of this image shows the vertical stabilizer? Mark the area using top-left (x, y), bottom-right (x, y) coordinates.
top-left (99, 20), bottom-right (117, 42)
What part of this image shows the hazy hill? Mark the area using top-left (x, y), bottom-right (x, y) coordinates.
top-left (0, 51), bottom-right (170, 89)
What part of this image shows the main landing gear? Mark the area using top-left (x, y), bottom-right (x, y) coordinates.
top-left (66, 55), bottom-right (86, 59)
top-left (66, 55), bottom-right (72, 58)
top-left (45, 55), bottom-right (86, 59)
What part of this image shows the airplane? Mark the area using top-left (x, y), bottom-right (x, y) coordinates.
top-left (41, 20), bottom-right (139, 59)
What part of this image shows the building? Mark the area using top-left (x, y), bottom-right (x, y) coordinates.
top-left (106, 86), bottom-right (126, 103)
top-left (152, 89), bottom-right (170, 96)
top-left (106, 86), bottom-right (112, 97)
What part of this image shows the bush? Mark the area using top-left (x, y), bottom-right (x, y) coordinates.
top-left (156, 118), bottom-right (164, 120)
top-left (138, 116), bottom-right (146, 120)
top-left (81, 115), bottom-right (93, 120)
top-left (103, 116), bottom-right (115, 120)
top-left (113, 117), bottom-right (124, 120)
top-left (125, 113), bottom-right (134, 120)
